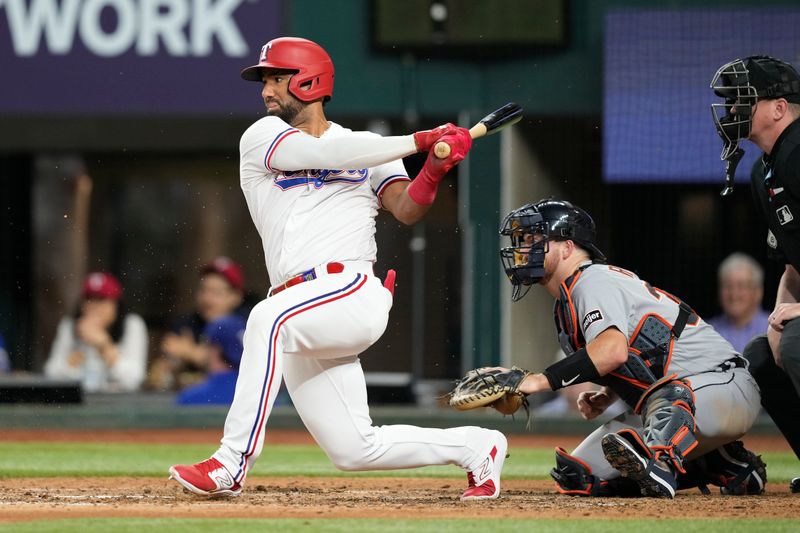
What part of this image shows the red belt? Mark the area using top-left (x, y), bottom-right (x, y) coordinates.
top-left (269, 262), bottom-right (345, 297)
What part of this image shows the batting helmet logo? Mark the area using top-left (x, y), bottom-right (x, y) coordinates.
top-left (241, 37), bottom-right (334, 103)
top-left (259, 43), bottom-right (272, 62)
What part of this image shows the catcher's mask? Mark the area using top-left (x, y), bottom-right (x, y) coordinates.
top-left (499, 199), bottom-right (605, 301)
top-left (710, 55), bottom-right (800, 195)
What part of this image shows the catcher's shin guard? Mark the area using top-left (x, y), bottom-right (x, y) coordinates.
top-left (636, 375), bottom-right (698, 473)
top-left (550, 447), bottom-right (639, 497)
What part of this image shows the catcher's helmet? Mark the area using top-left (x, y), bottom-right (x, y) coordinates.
top-left (241, 37), bottom-right (334, 103)
top-left (711, 55), bottom-right (800, 166)
top-left (499, 198), bottom-right (605, 301)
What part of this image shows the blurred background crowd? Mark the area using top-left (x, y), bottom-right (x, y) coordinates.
top-left (0, 0), bottom-right (797, 411)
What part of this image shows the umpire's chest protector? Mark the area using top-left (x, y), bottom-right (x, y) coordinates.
top-left (751, 119), bottom-right (800, 269)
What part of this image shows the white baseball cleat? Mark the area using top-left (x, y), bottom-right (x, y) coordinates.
top-left (461, 430), bottom-right (508, 501)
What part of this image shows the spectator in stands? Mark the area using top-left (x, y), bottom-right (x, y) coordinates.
top-left (707, 253), bottom-right (770, 354)
top-left (176, 314), bottom-right (245, 405)
top-left (44, 272), bottom-right (148, 392)
top-left (152, 257), bottom-right (248, 389)
top-left (0, 332), bottom-right (10, 373)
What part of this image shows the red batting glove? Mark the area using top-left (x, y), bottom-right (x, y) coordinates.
top-left (407, 128), bottom-right (472, 205)
top-left (412, 122), bottom-right (459, 152)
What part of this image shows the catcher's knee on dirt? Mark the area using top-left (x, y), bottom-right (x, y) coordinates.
top-left (636, 376), bottom-right (698, 473)
top-left (550, 447), bottom-right (639, 497)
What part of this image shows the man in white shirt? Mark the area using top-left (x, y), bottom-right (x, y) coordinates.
top-left (169, 37), bottom-right (506, 501)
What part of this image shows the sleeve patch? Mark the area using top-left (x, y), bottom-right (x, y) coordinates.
top-left (582, 309), bottom-right (604, 330)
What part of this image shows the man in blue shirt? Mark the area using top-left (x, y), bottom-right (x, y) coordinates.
top-left (707, 252), bottom-right (770, 354)
top-left (177, 315), bottom-right (245, 405)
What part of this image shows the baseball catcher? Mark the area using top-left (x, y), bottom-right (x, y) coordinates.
top-left (449, 198), bottom-right (767, 498)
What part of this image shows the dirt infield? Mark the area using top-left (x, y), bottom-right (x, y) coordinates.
top-left (0, 429), bottom-right (797, 523)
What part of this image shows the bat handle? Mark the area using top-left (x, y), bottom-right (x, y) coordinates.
top-left (433, 123), bottom-right (488, 159)
top-left (433, 141), bottom-right (451, 159)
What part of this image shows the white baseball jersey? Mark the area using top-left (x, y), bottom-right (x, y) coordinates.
top-left (239, 116), bottom-right (413, 285)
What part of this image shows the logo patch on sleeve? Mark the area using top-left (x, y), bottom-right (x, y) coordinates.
top-left (582, 310), bottom-right (603, 330)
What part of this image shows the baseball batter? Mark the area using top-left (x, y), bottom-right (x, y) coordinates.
top-left (169, 37), bottom-right (506, 501)
top-left (494, 198), bottom-right (764, 498)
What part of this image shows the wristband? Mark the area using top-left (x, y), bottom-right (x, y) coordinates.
top-left (542, 347), bottom-right (600, 391)
top-left (406, 166), bottom-right (440, 205)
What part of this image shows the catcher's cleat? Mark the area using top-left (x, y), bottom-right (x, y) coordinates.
top-left (550, 447), bottom-right (640, 497)
top-left (705, 441), bottom-right (767, 495)
top-left (461, 430), bottom-right (508, 501)
top-left (602, 431), bottom-right (677, 499)
top-left (169, 457), bottom-right (242, 497)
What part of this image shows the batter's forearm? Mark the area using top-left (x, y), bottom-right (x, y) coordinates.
top-left (269, 134), bottom-right (417, 172)
top-left (394, 187), bottom-right (433, 225)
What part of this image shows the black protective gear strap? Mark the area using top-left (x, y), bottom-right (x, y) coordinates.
top-left (543, 347), bottom-right (600, 391)
top-left (671, 301), bottom-right (693, 338)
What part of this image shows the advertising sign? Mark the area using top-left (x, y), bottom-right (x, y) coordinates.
top-left (0, 0), bottom-right (283, 114)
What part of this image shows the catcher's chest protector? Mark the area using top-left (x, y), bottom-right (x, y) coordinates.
top-left (554, 269), bottom-right (696, 409)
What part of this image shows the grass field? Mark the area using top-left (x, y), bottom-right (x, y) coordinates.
top-left (0, 438), bottom-right (797, 531)
top-left (0, 441), bottom-right (796, 481)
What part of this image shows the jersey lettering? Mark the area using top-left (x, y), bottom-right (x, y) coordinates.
top-left (608, 265), bottom-right (635, 277)
top-left (273, 168), bottom-right (369, 191)
top-left (643, 281), bottom-right (661, 301)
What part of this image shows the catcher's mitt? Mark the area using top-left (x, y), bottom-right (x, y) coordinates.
top-left (448, 366), bottom-right (531, 416)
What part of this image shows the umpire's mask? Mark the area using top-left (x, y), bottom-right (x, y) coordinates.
top-left (710, 58), bottom-right (757, 161)
top-left (710, 56), bottom-right (800, 194)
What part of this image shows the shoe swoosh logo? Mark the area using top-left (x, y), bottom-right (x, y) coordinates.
top-left (561, 374), bottom-right (580, 387)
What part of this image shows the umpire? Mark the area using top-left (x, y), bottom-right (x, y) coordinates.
top-left (711, 54), bottom-right (800, 493)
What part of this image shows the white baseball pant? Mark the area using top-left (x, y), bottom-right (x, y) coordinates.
top-left (212, 262), bottom-right (492, 483)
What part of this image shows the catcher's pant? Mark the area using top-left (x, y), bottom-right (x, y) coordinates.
top-left (571, 367), bottom-right (761, 480)
top-left (212, 263), bottom-right (490, 484)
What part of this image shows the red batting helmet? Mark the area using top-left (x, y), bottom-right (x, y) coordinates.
top-left (241, 37), bottom-right (334, 102)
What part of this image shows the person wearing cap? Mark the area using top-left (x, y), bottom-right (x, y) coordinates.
top-left (176, 315), bottom-right (246, 406)
top-left (711, 55), bottom-right (800, 493)
top-left (167, 37), bottom-right (506, 502)
top-left (44, 272), bottom-right (148, 392)
top-left (155, 257), bottom-right (248, 389)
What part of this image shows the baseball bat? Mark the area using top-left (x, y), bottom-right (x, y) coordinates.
top-left (434, 102), bottom-right (523, 158)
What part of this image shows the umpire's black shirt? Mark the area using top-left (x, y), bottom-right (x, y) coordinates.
top-left (751, 118), bottom-right (800, 269)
